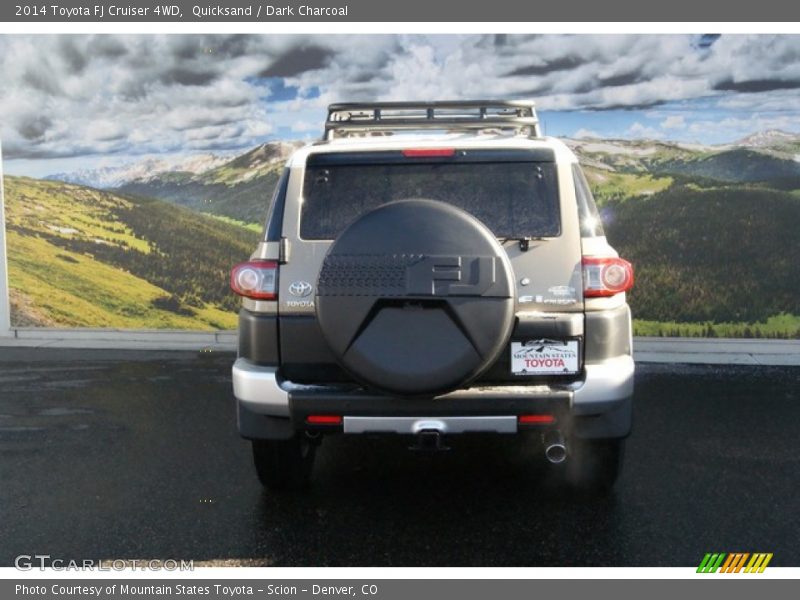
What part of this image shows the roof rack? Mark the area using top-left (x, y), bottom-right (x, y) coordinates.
top-left (324, 100), bottom-right (541, 140)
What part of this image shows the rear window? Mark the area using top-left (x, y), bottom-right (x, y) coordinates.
top-left (300, 154), bottom-right (560, 240)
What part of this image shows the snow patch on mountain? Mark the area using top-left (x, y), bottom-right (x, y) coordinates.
top-left (45, 153), bottom-right (233, 188)
top-left (735, 130), bottom-right (799, 148)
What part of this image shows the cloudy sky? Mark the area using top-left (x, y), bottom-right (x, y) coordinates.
top-left (2, 34), bottom-right (800, 177)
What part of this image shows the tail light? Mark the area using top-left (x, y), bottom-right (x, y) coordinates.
top-left (230, 260), bottom-right (278, 300)
top-left (582, 256), bottom-right (634, 297)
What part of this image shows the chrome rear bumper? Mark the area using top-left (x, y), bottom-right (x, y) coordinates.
top-left (232, 356), bottom-right (634, 418)
top-left (343, 415), bottom-right (518, 435)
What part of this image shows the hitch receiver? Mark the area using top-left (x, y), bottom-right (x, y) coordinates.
top-left (410, 429), bottom-right (450, 451)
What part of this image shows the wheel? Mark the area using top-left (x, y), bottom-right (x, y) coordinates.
top-left (563, 437), bottom-right (625, 493)
top-left (251, 436), bottom-right (316, 490)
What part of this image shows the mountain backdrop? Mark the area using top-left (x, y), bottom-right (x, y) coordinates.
top-left (47, 142), bottom-right (302, 225)
top-left (7, 131), bottom-right (800, 336)
top-left (5, 177), bottom-right (258, 329)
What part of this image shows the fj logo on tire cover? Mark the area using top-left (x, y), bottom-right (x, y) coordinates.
top-left (406, 256), bottom-right (496, 296)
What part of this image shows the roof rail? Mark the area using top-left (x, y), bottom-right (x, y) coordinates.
top-left (324, 100), bottom-right (540, 140)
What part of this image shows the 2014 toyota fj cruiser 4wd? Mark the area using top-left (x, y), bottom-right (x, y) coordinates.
top-left (231, 101), bottom-right (634, 491)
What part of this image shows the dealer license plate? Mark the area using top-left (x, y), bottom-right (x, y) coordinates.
top-left (511, 340), bottom-right (580, 375)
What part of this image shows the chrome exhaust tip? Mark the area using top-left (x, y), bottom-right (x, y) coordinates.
top-left (543, 430), bottom-right (567, 464)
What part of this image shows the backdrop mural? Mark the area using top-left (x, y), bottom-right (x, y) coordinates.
top-left (1, 34), bottom-right (799, 336)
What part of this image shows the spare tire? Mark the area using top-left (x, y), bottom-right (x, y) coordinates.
top-left (316, 199), bottom-right (515, 396)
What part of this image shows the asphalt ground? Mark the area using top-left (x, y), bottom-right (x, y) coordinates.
top-left (1, 348), bottom-right (798, 567)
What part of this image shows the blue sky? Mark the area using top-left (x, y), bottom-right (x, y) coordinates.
top-left (2, 34), bottom-right (800, 177)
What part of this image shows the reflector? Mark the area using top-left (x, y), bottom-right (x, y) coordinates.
top-left (306, 415), bottom-right (343, 425)
top-left (518, 414), bottom-right (555, 424)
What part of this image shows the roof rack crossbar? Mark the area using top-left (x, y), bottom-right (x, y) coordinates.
top-left (324, 100), bottom-right (540, 140)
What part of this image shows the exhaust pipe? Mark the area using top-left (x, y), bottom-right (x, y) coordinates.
top-left (543, 430), bottom-right (567, 464)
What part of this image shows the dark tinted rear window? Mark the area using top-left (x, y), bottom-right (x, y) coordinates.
top-left (300, 157), bottom-right (560, 240)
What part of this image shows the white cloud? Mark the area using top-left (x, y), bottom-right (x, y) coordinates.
top-left (1, 34), bottom-right (800, 160)
top-left (687, 115), bottom-right (800, 139)
top-left (660, 115), bottom-right (686, 129)
top-left (626, 122), bottom-right (664, 139)
top-left (573, 128), bottom-right (602, 139)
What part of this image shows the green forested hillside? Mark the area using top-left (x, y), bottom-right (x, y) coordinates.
top-left (118, 169), bottom-right (281, 225)
top-left (117, 142), bottom-right (296, 224)
top-left (570, 138), bottom-right (800, 183)
top-left (571, 137), bottom-right (800, 337)
top-left (652, 148), bottom-right (800, 183)
top-left (603, 183), bottom-right (800, 336)
top-left (5, 177), bottom-right (259, 329)
top-left (583, 167), bottom-right (673, 205)
top-left (16, 137), bottom-right (800, 336)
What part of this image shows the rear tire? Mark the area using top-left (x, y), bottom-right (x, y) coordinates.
top-left (563, 437), bottom-right (625, 493)
top-left (251, 436), bottom-right (316, 491)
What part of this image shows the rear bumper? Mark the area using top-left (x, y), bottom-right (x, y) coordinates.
top-left (344, 416), bottom-right (518, 434)
top-left (232, 355), bottom-right (634, 440)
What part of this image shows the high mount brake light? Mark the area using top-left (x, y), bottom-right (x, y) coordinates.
top-left (582, 257), bottom-right (634, 297)
top-left (401, 148), bottom-right (456, 158)
top-left (230, 260), bottom-right (278, 300)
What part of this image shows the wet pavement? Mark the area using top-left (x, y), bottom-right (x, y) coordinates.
top-left (1, 348), bottom-right (798, 567)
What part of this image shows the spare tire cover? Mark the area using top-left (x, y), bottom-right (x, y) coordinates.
top-left (316, 199), bottom-right (515, 396)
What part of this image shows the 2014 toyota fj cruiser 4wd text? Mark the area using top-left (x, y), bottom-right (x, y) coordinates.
top-left (230, 101), bottom-right (634, 492)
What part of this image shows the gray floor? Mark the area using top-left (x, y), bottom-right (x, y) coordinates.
top-left (2, 329), bottom-right (799, 366)
top-left (0, 348), bottom-right (798, 566)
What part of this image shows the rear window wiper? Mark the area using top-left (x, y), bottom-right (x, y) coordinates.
top-left (498, 236), bottom-right (549, 251)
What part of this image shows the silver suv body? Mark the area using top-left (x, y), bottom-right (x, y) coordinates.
top-left (231, 101), bottom-right (634, 491)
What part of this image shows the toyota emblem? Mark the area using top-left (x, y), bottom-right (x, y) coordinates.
top-left (288, 281), bottom-right (313, 297)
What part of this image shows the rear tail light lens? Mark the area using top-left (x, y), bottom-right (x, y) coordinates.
top-left (230, 260), bottom-right (278, 300)
top-left (582, 257), bottom-right (634, 297)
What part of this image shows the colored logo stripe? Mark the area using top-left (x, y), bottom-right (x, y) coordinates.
top-left (697, 553), bottom-right (773, 573)
top-left (697, 553), bottom-right (726, 573)
top-left (721, 553), bottom-right (749, 573)
top-left (745, 553), bottom-right (773, 573)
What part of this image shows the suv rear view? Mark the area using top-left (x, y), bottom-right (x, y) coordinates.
top-left (231, 101), bottom-right (634, 491)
